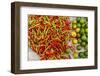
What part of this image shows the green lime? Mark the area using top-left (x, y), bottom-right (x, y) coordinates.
top-left (81, 35), bottom-right (87, 41)
top-left (80, 18), bottom-right (85, 24)
top-left (77, 23), bottom-right (81, 28)
top-left (84, 45), bottom-right (88, 51)
top-left (79, 52), bottom-right (85, 58)
top-left (76, 17), bottom-right (81, 22)
top-left (77, 45), bottom-right (81, 50)
top-left (80, 28), bottom-right (85, 34)
top-left (85, 28), bottom-right (88, 33)
top-left (86, 33), bottom-right (88, 37)
top-left (84, 51), bottom-right (88, 57)
top-left (78, 39), bottom-right (82, 44)
top-left (86, 24), bottom-right (88, 27)
top-left (73, 52), bottom-right (79, 59)
top-left (81, 24), bottom-right (85, 28)
top-left (81, 42), bottom-right (86, 47)
top-left (66, 48), bottom-right (71, 54)
top-left (86, 38), bottom-right (88, 43)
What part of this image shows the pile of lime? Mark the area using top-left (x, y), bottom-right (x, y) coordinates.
top-left (71, 17), bottom-right (88, 58)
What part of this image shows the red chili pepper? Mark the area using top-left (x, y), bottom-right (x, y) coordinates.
top-left (39, 45), bottom-right (45, 53)
top-left (40, 56), bottom-right (46, 60)
top-left (45, 51), bottom-right (52, 57)
top-left (66, 20), bottom-right (71, 25)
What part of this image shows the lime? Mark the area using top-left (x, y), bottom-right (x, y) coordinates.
top-left (77, 23), bottom-right (81, 28)
top-left (80, 18), bottom-right (85, 24)
top-left (85, 45), bottom-right (88, 50)
top-left (72, 24), bottom-right (77, 29)
top-left (86, 24), bottom-right (88, 28)
top-left (84, 51), bottom-right (88, 57)
top-left (81, 24), bottom-right (85, 28)
top-left (76, 17), bottom-right (81, 22)
top-left (86, 33), bottom-right (88, 37)
top-left (85, 28), bottom-right (88, 33)
top-left (86, 38), bottom-right (88, 43)
top-left (73, 20), bottom-right (77, 24)
top-left (78, 39), bottom-right (82, 44)
top-left (71, 31), bottom-right (77, 37)
top-left (77, 45), bottom-right (81, 50)
top-left (66, 48), bottom-right (71, 54)
top-left (80, 28), bottom-right (85, 34)
top-left (72, 39), bottom-right (78, 44)
top-left (81, 35), bottom-right (87, 41)
top-left (81, 42), bottom-right (86, 47)
top-left (76, 28), bottom-right (80, 33)
top-left (77, 33), bottom-right (81, 38)
top-left (79, 52), bottom-right (85, 58)
top-left (73, 52), bottom-right (78, 59)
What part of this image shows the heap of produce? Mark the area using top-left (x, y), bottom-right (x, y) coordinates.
top-left (28, 15), bottom-right (88, 60)
top-left (71, 17), bottom-right (88, 58)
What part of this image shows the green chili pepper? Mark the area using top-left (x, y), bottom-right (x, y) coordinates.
top-left (52, 21), bottom-right (56, 29)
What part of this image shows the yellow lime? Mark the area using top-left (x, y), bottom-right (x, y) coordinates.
top-left (73, 20), bottom-right (77, 24)
top-left (72, 24), bottom-right (77, 29)
top-left (76, 28), bottom-right (80, 33)
top-left (72, 39), bottom-right (78, 44)
top-left (71, 31), bottom-right (76, 37)
top-left (73, 52), bottom-right (78, 59)
top-left (77, 33), bottom-right (81, 38)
